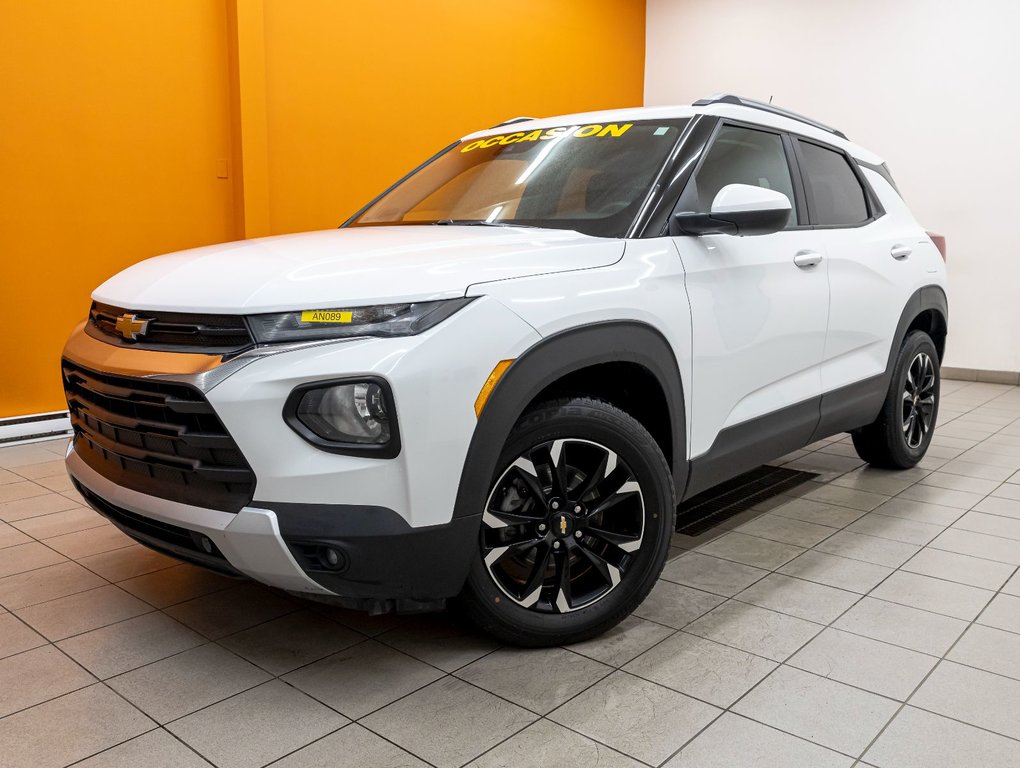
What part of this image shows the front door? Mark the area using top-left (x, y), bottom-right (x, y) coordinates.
top-left (671, 123), bottom-right (829, 491)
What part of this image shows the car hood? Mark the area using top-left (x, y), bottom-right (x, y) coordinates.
top-left (93, 226), bottom-right (624, 313)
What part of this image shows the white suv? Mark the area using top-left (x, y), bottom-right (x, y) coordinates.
top-left (62, 94), bottom-right (947, 645)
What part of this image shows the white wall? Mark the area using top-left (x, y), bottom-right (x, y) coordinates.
top-left (645, 0), bottom-right (1020, 372)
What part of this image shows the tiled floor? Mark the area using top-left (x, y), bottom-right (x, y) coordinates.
top-left (3, 378), bottom-right (1020, 767)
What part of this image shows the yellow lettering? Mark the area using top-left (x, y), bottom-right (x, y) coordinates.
top-left (460, 140), bottom-right (485, 153)
top-left (539, 126), bottom-right (571, 140)
top-left (598, 123), bottom-right (632, 137)
top-left (573, 124), bottom-right (602, 137)
top-left (480, 136), bottom-right (503, 148)
top-left (518, 130), bottom-right (543, 142)
top-left (499, 132), bottom-right (525, 145)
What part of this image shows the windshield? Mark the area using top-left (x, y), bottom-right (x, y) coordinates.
top-left (349, 119), bottom-right (689, 238)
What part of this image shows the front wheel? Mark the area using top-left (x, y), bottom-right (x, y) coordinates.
top-left (851, 330), bottom-right (941, 468)
top-left (459, 397), bottom-right (675, 647)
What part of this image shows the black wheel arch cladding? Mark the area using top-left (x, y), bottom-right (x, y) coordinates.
top-left (453, 286), bottom-right (944, 520)
top-left (452, 321), bottom-right (687, 520)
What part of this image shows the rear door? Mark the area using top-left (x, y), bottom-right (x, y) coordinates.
top-left (671, 122), bottom-right (829, 482)
top-left (792, 138), bottom-right (919, 427)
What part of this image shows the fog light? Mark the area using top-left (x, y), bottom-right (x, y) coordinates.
top-left (296, 382), bottom-right (390, 445)
top-left (199, 535), bottom-right (214, 554)
top-left (317, 546), bottom-right (347, 571)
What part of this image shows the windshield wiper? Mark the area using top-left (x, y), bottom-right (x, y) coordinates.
top-left (433, 219), bottom-right (540, 229)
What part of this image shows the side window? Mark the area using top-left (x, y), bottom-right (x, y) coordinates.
top-left (690, 125), bottom-right (798, 225)
top-left (796, 140), bottom-right (869, 226)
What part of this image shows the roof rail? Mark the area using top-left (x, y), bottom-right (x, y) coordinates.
top-left (692, 94), bottom-right (847, 140)
top-left (489, 116), bottom-right (538, 129)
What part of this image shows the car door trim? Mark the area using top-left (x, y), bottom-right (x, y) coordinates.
top-left (682, 285), bottom-right (949, 500)
top-left (682, 396), bottom-right (820, 499)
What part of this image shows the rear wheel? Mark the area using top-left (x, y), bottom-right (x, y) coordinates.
top-left (459, 397), bottom-right (675, 647)
top-left (852, 330), bottom-right (940, 468)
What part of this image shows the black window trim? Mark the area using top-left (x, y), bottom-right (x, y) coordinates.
top-left (662, 116), bottom-right (808, 234)
top-left (634, 114), bottom-right (719, 238)
top-left (787, 134), bottom-right (886, 231)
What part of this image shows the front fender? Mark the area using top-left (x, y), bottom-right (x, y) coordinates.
top-left (451, 321), bottom-right (687, 520)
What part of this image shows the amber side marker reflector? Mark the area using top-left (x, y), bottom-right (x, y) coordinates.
top-left (475, 359), bottom-right (515, 418)
top-left (927, 231), bottom-right (947, 261)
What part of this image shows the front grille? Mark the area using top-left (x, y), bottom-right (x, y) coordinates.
top-left (88, 302), bottom-right (254, 354)
top-left (73, 480), bottom-right (241, 577)
top-left (62, 359), bottom-right (255, 512)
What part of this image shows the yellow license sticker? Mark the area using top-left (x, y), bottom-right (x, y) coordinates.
top-left (301, 310), bottom-right (353, 323)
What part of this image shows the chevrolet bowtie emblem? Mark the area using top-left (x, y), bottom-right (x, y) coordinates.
top-left (559, 515), bottom-right (567, 535)
top-left (114, 313), bottom-right (150, 341)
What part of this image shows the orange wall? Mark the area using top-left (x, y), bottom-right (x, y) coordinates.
top-left (262, 1), bottom-right (648, 234)
top-left (0, 0), bottom-right (646, 419)
top-left (0, 0), bottom-right (236, 418)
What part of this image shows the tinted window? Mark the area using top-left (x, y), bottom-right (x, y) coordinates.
top-left (689, 125), bottom-right (797, 225)
top-left (797, 140), bottom-right (869, 226)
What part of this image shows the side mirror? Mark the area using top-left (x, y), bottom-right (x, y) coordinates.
top-left (671, 184), bottom-right (792, 236)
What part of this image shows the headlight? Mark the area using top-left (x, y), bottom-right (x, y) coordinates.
top-left (249, 298), bottom-right (474, 343)
top-left (285, 378), bottom-right (400, 457)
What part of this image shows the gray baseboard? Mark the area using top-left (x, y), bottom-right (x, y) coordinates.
top-left (0, 411), bottom-right (72, 445)
top-left (942, 366), bottom-right (1020, 385)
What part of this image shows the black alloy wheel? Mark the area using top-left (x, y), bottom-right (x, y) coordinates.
top-left (902, 351), bottom-right (936, 449)
top-left (481, 438), bottom-right (644, 613)
top-left (852, 330), bottom-right (941, 468)
top-left (460, 397), bottom-right (675, 647)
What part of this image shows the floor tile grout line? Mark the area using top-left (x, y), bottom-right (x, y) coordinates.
top-left (1, 589), bottom-right (337, 724)
top-left (848, 562), bottom-right (1020, 766)
top-left (71, 557), bottom-right (181, 587)
top-left (668, 442), bottom-right (1005, 767)
top-left (0, 618), bottom-right (275, 726)
top-left (450, 676), bottom-right (653, 768)
top-left (328, 628), bottom-right (672, 767)
top-left (655, 589), bottom-right (874, 764)
top-left (904, 700), bottom-right (1020, 745)
top-left (113, 570), bottom-right (242, 612)
top-left (7, 391), bottom-right (1020, 762)
top-left (59, 724), bottom-right (163, 768)
top-left (215, 625), bottom-right (375, 681)
top-left (462, 715), bottom-right (660, 768)
top-left (8, 516), bottom-right (111, 541)
top-left (12, 575), bottom-right (309, 645)
top-left (68, 566), bottom-right (233, 613)
top-left (65, 723), bottom-right (218, 768)
top-left (834, 401), bottom-right (1020, 762)
top-left (0, 676), bottom-right (101, 723)
top-left (653, 469), bottom-right (924, 766)
top-left (12, 595), bottom-right (158, 644)
top-left (264, 721), bottom-right (441, 768)
top-left (889, 562), bottom-right (1013, 593)
top-left (676, 461), bottom-right (944, 627)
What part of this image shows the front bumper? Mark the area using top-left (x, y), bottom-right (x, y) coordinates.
top-left (69, 444), bottom-right (481, 606)
top-left (67, 445), bottom-right (330, 594)
top-left (62, 296), bottom-right (541, 606)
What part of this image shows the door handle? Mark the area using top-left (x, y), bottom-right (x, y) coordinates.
top-left (793, 251), bottom-right (823, 268)
top-left (890, 244), bottom-right (912, 260)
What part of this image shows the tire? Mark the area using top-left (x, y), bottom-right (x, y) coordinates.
top-left (851, 330), bottom-right (940, 469)
top-left (459, 397), bottom-right (675, 647)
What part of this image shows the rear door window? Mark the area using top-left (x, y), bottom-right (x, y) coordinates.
top-left (796, 140), bottom-right (869, 226)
